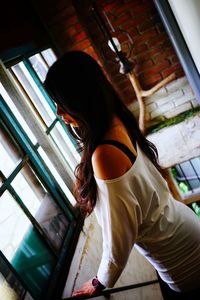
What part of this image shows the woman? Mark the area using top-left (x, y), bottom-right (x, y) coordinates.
top-left (44, 51), bottom-right (200, 299)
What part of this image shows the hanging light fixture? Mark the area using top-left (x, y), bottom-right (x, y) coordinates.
top-left (91, 1), bottom-right (134, 74)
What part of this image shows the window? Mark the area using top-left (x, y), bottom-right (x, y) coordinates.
top-left (171, 157), bottom-right (200, 196)
top-left (0, 48), bottom-right (81, 300)
top-left (170, 157), bottom-right (200, 217)
top-left (154, 0), bottom-right (200, 104)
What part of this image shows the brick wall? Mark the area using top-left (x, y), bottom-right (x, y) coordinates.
top-left (32, 0), bottom-right (98, 58)
top-left (100, 1), bottom-right (183, 73)
top-left (32, 0), bottom-right (199, 123)
top-left (129, 76), bottom-right (199, 126)
top-left (33, 0), bottom-right (183, 99)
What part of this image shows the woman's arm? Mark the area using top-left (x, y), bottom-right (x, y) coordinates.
top-left (72, 144), bottom-right (139, 297)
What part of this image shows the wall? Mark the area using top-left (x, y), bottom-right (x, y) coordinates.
top-left (1, 0), bottom-right (197, 120)
top-left (129, 76), bottom-right (199, 126)
top-left (148, 112), bottom-right (200, 168)
top-left (31, 0), bottom-right (185, 104)
top-left (0, 0), bottom-right (49, 61)
top-left (82, 0), bottom-right (184, 104)
top-left (30, 0), bottom-right (198, 129)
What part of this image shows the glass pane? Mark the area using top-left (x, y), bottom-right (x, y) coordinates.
top-left (50, 121), bottom-right (80, 174)
top-left (11, 163), bottom-right (69, 251)
top-left (0, 254), bottom-right (32, 300)
top-left (0, 123), bottom-right (24, 177)
top-left (190, 157), bottom-right (200, 190)
top-left (0, 83), bottom-right (37, 145)
top-left (172, 156), bottom-right (200, 195)
top-left (37, 146), bottom-right (76, 205)
top-left (41, 48), bottom-right (57, 67)
top-left (11, 62), bottom-right (55, 127)
top-left (0, 190), bottom-right (55, 299)
top-left (29, 53), bottom-right (48, 82)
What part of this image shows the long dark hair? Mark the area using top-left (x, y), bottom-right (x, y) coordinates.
top-left (44, 51), bottom-right (163, 215)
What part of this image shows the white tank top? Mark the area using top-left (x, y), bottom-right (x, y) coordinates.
top-left (94, 143), bottom-right (200, 292)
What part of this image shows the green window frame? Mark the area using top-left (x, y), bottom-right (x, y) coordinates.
top-left (0, 47), bottom-right (82, 300)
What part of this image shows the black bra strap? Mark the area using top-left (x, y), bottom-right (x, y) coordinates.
top-left (99, 139), bottom-right (136, 164)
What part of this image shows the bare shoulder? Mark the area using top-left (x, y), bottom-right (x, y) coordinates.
top-left (92, 144), bottom-right (133, 180)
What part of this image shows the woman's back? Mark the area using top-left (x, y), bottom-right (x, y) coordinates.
top-left (93, 119), bottom-right (200, 292)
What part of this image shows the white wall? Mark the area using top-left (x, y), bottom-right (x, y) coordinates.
top-left (148, 112), bottom-right (200, 168)
top-left (129, 76), bottom-right (198, 127)
top-left (168, 0), bottom-right (200, 75)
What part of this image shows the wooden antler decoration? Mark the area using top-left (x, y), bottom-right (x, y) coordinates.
top-left (128, 71), bottom-right (176, 134)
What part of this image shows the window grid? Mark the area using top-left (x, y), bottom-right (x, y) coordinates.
top-left (0, 45), bottom-right (80, 298)
top-left (9, 67), bottom-right (48, 131)
top-left (0, 170), bottom-right (58, 256)
top-left (0, 96), bottom-right (75, 219)
top-left (171, 157), bottom-right (200, 195)
top-left (10, 56), bottom-right (80, 181)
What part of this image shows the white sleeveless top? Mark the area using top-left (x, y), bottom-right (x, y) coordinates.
top-left (94, 144), bottom-right (200, 292)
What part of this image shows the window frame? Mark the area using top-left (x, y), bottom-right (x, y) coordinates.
top-left (154, 0), bottom-right (200, 105)
top-left (0, 46), bottom-right (82, 300)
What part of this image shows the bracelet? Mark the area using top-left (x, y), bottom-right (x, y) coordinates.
top-left (91, 276), bottom-right (105, 291)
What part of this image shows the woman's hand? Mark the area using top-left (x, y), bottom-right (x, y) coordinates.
top-left (72, 279), bottom-right (98, 298)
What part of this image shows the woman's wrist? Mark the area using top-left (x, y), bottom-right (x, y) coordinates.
top-left (91, 276), bottom-right (105, 291)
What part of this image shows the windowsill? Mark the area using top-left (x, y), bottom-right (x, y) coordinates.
top-left (147, 106), bottom-right (200, 135)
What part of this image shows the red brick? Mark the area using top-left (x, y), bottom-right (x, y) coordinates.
top-left (122, 88), bottom-right (136, 102)
top-left (115, 33), bottom-right (129, 45)
top-left (137, 29), bottom-right (158, 44)
top-left (62, 15), bottom-right (78, 28)
top-left (141, 59), bottom-right (154, 69)
top-left (136, 59), bottom-right (155, 72)
top-left (122, 84), bottom-right (135, 94)
top-left (111, 71), bottom-right (126, 81)
top-left (74, 31), bottom-right (87, 42)
top-left (130, 2), bottom-right (154, 16)
top-left (64, 26), bottom-right (77, 37)
top-left (75, 23), bottom-right (82, 32)
top-left (118, 79), bottom-right (130, 90)
top-left (128, 14), bottom-right (148, 27)
top-left (142, 73), bottom-right (162, 87)
top-left (122, 23), bottom-right (138, 37)
top-left (113, 13), bottom-right (130, 27)
top-left (153, 52), bottom-right (173, 64)
top-left (132, 43), bottom-right (148, 55)
top-left (143, 48), bottom-right (164, 59)
top-left (84, 46), bottom-right (96, 55)
top-left (49, 9), bottom-right (77, 26)
top-left (114, 1), bottom-right (141, 16)
top-left (147, 32), bottom-right (169, 48)
top-left (137, 19), bottom-right (155, 33)
top-left (71, 39), bottom-right (92, 51)
top-left (161, 64), bottom-right (184, 78)
top-left (104, 2), bottom-right (121, 13)
top-left (143, 61), bottom-right (170, 76)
